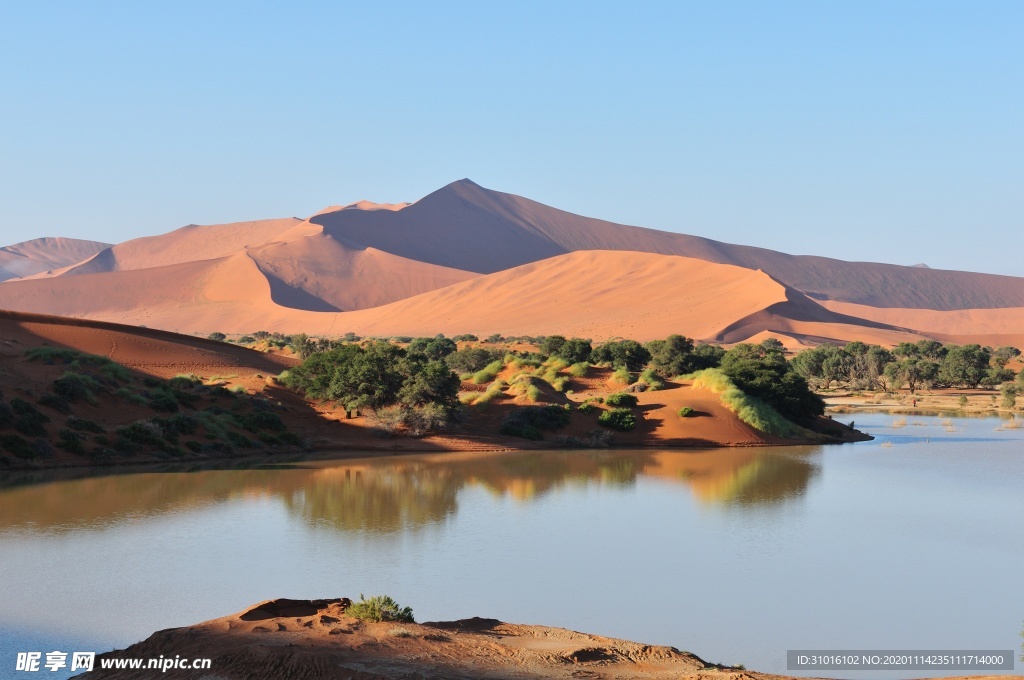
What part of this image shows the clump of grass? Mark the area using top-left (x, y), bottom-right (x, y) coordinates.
top-left (550, 376), bottom-right (570, 392)
top-left (0, 433), bottom-right (36, 459)
top-left (115, 387), bottom-right (148, 406)
top-left (567, 362), bottom-right (589, 378)
top-left (388, 627), bottom-right (415, 638)
top-left (688, 368), bottom-right (802, 437)
top-left (610, 367), bottom-right (635, 385)
top-left (10, 398), bottom-right (49, 437)
top-left (53, 371), bottom-right (102, 404)
top-left (891, 417), bottom-right (907, 428)
top-left (472, 380), bottom-right (507, 406)
top-left (471, 360), bottom-right (504, 384)
top-left (577, 402), bottom-right (598, 414)
top-left (678, 406), bottom-right (694, 417)
top-left (347, 594), bottom-right (414, 623)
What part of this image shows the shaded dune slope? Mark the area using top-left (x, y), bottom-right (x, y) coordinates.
top-left (0, 310), bottom-right (291, 375)
top-left (312, 179), bottom-right (1024, 310)
top-left (0, 237), bottom-right (110, 281)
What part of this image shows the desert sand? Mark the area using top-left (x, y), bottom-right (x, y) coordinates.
top-left (2, 180), bottom-right (1024, 348)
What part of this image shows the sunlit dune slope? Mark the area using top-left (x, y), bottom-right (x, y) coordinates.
top-left (0, 237), bottom-right (110, 281)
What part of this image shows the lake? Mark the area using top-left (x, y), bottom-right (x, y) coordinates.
top-left (1, 411), bottom-right (1022, 678)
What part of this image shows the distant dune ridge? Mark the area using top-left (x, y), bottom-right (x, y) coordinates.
top-left (1, 180), bottom-right (1023, 348)
top-left (0, 237), bottom-right (110, 281)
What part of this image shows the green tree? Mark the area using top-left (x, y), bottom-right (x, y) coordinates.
top-left (720, 344), bottom-right (823, 425)
top-left (555, 338), bottom-right (593, 364)
top-left (592, 340), bottom-right (652, 371)
top-left (938, 345), bottom-right (991, 389)
top-left (539, 335), bottom-right (567, 357)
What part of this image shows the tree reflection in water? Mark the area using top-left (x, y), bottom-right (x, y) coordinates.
top-left (0, 447), bottom-right (821, 535)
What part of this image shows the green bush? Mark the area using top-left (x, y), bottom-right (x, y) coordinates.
top-left (638, 368), bottom-right (666, 391)
top-left (65, 417), bottom-right (103, 432)
top-left (0, 433), bottom-right (36, 459)
top-left (598, 408), bottom-right (636, 431)
top-left (605, 393), bottom-right (638, 407)
top-left (677, 406), bottom-right (694, 417)
top-left (611, 367), bottom-right (636, 385)
top-left (689, 368), bottom-right (803, 437)
top-left (57, 428), bottom-right (86, 455)
top-left (115, 387), bottom-right (148, 406)
top-left (11, 398), bottom-right (49, 437)
top-left (347, 594), bottom-right (414, 623)
top-left (500, 405), bottom-right (571, 439)
top-left (38, 393), bottom-right (71, 414)
top-left (226, 431), bottom-right (251, 448)
top-left (235, 411), bottom-right (286, 432)
top-left (577, 402), bottom-right (598, 414)
top-left (53, 371), bottom-right (102, 403)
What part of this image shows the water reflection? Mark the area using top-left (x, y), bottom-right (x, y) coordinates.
top-left (0, 447), bottom-right (821, 535)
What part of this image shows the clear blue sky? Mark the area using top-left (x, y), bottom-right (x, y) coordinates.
top-left (1, 1), bottom-right (1021, 275)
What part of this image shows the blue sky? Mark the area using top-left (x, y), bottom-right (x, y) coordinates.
top-left (1, 1), bottom-right (1021, 275)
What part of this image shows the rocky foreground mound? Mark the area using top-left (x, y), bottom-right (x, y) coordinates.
top-left (78, 598), bottom-right (781, 679)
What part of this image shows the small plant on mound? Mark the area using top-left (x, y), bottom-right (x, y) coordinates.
top-left (347, 594), bottom-right (414, 623)
top-left (598, 408), bottom-right (637, 431)
top-left (677, 406), bottom-right (694, 417)
top-left (605, 392), bottom-right (638, 407)
top-left (471, 380), bottom-right (507, 406)
top-left (577, 402), bottom-right (598, 414)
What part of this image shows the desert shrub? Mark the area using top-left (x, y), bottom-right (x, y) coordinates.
top-left (446, 346), bottom-right (502, 373)
top-left (678, 406), bottom-right (694, 417)
top-left (404, 403), bottom-right (448, 436)
top-left (185, 440), bottom-right (203, 453)
top-left (610, 367), bottom-right (635, 385)
top-left (719, 344), bottom-right (823, 426)
top-left (605, 393), bottom-right (638, 407)
top-left (347, 594), bottom-right (414, 623)
top-left (235, 411), bottom-right (286, 432)
top-left (11, 398), bottom-right (49, 437)
top-left (471, 360), bottom-right (505, 385)
top-left (38, 393), bottom-right (71, 414)
top-left (689, 368), bottom-right (803, 437)
top-left (147, 389), bottom-right (179, 412)
top-left (500, 405), bottom-right (571, 439)
top-left (168, 375), bottom-right (203, 390)
top-left (208, 332), bottom-right (227, 341)
top-left (160, 413), bottom-right (199, 437)
top-left (225, 431), bottom-right (251, 448)
top-left (0, 433), bottom-right (36, 459)
top-left (116, 421), bottom-right (165, 447)
top-left (598, 408), bottom-right (637, 431)
top-left (24, 347), bottom-right (83, 364)
top-left (65, 417), bottom-right (104, 434)
top-left (577, 402), bottom-right (597, 414)
top-left (57, 428), bottom-right (86, 455)
top-left (591, 340), bottom-right (651, 371)
top-left (550, 376), bottom-right (570, 392)
top-left (553, 429), bottom-right (614, 448)
top-left (452, 334), bottom-right (479, 343)
top-left (53, 371), bottom-right (102, 403)
top-left (115, 387), bottom-right (148, 406)
top-left (567, 362), bottom-right (589, 378)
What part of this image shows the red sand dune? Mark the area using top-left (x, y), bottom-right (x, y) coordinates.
top-left (311, 179), bottom-right (1024, 310)
top-left (0, 237), bottom-right (110, 281)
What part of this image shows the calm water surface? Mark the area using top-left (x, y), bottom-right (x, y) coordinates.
top-left (1, 411), bottom-right (1022, 678)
